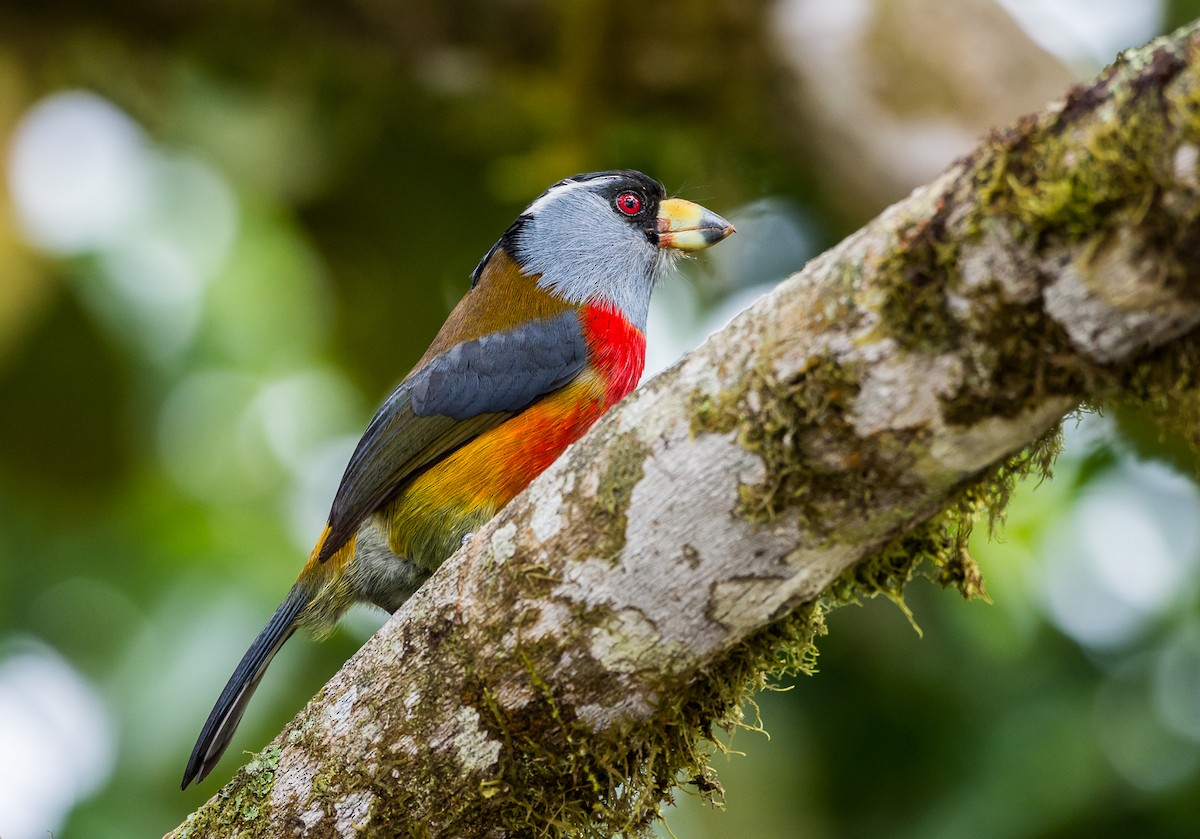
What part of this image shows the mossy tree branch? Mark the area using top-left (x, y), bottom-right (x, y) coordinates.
top-left (170, 20), bottom-right (1200, 838)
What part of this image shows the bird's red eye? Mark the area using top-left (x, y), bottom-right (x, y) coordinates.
top-left (615, 192), bottom-right (642, 216)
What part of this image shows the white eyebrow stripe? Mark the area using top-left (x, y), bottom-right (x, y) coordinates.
top-left (523, 175), bottom-right (621, 217)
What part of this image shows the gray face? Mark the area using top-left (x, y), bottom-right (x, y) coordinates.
top-left (512, 172), bottom-right (675, 332)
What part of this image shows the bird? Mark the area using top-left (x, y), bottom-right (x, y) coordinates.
top-left (180, 170), bottom-right (734, 788)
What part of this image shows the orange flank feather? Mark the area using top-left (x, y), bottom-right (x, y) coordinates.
top-left (382, 301), bottom-right (646, 570)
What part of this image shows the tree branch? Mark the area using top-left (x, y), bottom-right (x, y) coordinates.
top-left (171, 20), bottom-right (1200, 838)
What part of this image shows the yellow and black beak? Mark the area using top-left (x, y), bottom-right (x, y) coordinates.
top-left (656, 198), bottom-right (735, 252)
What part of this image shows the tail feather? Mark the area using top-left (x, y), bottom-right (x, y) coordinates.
top-left (181, 584), bottom-right (309, 789)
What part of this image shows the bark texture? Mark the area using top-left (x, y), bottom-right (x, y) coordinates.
top-left (171, 20), bottom-right (1200, 838)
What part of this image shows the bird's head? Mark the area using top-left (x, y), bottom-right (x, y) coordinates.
top-left (476, 170), bottom-right (734, 331)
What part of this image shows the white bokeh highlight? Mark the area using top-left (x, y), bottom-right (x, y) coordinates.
top-left (0, 642), bottom-right (115, 839)
top-left (7, 91), bottom-right (238, 361)
top-left (1039, 457), bottom-right (1200, 649)
top-left (7, 92), bottom-right (152, 254)
top-left (996, 0), bottom-right (1164, 67)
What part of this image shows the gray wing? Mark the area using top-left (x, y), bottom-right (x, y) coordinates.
top-left (318, 310), bottom-right (588, 562)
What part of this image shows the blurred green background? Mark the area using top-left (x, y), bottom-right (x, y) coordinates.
top-left (2, 1), bottom-right (1200, 837)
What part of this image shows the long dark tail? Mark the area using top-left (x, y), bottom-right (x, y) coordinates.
top-left (181, 583), bottom-right (309, 788)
